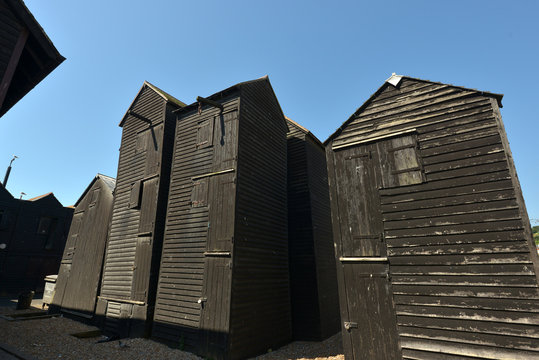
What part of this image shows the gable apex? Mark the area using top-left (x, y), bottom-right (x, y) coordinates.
top-left (324, 75), bottom-right (504, 146)
top-left (119, 82), bottom-right (186, 127)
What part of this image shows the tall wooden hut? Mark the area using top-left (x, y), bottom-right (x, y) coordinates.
top-left (286, 117), bottom-right (340, 340)
top-left (0, 186), bottom-right (73, 294)
top-left (50, 174), bottom-right (115, 318)
top-left (0, 0), bottom-right (65, 118)
top-left (324, 74), bottom-right (539, 359)
top-left (96, 82), bottom-right (185, 337)
top-left (152, 76), bottom-right (290, 359)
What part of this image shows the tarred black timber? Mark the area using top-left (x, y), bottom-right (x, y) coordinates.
top-left (325, 74), bottom-right (539, 359)
top-left (286, 117), bottom-right (340, 341)
top-left (0, 0), bottom-right (65, 118)
top-left (50, 174), bottom-right (115, 319)
top-left (0, 186), bottom-right (73, 294)
top-left (152, 76), bottom-right (291, 360)
top-left (96, 82), bottom-right (185, 337)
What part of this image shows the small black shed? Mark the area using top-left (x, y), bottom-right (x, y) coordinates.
top-left (325, 74), bottom-right (539, 359)
top-left (51, 174), bottom-right (115, 318)
top-left (0, 186), bottom-right (73, 294)
top-left (286, 117), bottom-right (340, 341)
top-left (96, 82), bottom-right (185, 337)
top-left (152, 76), bottom-right (290, 359)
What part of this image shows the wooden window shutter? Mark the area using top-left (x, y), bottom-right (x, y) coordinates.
top-left (378, 134), bottom-right (424, 188)
top-left (138, 177), bottom-right (159, 234)
top-left (191, 179), bottom-right (208, 207)
top-left (90, 188), bottom-right (100, 207)
top-left (0, 210), bottom-right (8, 230)
top-left (144, 124), bottom-right (163, 176)
top-left (196, 118), bottom-right (214, 149)
top-left (132, 237), bottom-right (152, 302)
top-left (388, 134), bottom-right (424, 186)
top-left (129, 180), bottom-right (142, 209)
top-left (135, 131), bottom-right (147, 154)
top-left (37, 217), bottom-right (52, 234)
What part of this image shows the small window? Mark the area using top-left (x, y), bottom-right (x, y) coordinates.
top-left (37, 217), bottom-right (58, 250)
top-left (135, 131), bottom-right (147, 154)
top-left (0, 209), bottom-right (8, 230)
top-left (379, 134), bottom-right (424, 188)
top-left (191, 179), bottom-right (208, 207)
top-left (37, 217), bottom-right (53, 235)
top-left (196, 118), bottom-right (214, 149)
top-left (90, 188), bottom-right (100, 207)
top-left (129, 180), bottom-right (142, 209)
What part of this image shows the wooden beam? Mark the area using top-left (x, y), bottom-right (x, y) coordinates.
top-left (128, 110), bottom-right (152, 124)
top-left (196, 96), bottom-right (223, 110)
top-left (0, 27), bottom-right (29, 111)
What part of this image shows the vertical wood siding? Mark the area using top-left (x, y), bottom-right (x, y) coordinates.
top-left (327, 77), bottom-right (539, 359)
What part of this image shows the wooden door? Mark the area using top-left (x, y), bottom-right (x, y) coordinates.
top-left (54, 211), bottom-right (84, 308)
top-left (199, 109), bottom-right (238, 357)
top-left (333, 143), bottom-right (401, 360)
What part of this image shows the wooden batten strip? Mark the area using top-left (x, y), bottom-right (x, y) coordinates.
top-left (333, 129), bottom-right (417, 150)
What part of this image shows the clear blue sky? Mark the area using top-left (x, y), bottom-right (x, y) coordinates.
top-left (1, 1), bottom-right (538, 223)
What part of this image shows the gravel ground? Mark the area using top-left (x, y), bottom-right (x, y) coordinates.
top-left (0, 306), bottom-right (344, 360)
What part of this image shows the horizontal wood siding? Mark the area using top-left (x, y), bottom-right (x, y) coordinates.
top-left (52, 177), bottom-right (114, 315)
top-left (287, 120), bottom-right (340, 341)
top-left (287, 122), bottom-right (321, 340)
top-left (152, 97), bottom-right (240, 352)
top-left (101, 86), bottom-right (165, 300)
top-left (329, 78), bottom-right (539, 359)
top-left (305, 136), bottom-right (341, 339)
top-left (229, 80), bottom-right (291, 359)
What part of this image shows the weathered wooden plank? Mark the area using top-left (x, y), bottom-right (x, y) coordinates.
top-left (385, 219), bottom-right (523, 239)
top-left (398, 326), bottom-right (539, 351)
top-left (397, 315), bottom-right (539, 338)
top-left (388, 241), bottom-right (530, 256)
top-left (393, 284), bottom-right (539, 299)
top-left (384, 207), bottom-right (520, 230)
top-left (392, 274), bottom-right (537, 287)
top-left (389, 253), bottom-right (531, 266)
top-left (382, 190), bottom-right (516, 216)
top-left (386, 229), bottom-right (524, 248)
top-left (393, 295), bottom-right (539, 313)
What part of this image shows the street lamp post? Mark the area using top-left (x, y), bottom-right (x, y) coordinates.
top-left (3, 155), bottom-right (18, 187)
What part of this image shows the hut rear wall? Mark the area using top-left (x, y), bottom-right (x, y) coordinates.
top-left (305, 136), bottom-right (340, 339)
top-left (229, 81), bottom-right (290, 359)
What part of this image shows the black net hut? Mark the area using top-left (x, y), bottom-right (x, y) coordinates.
top-left (324, 74), bottom-right (539, 359)
top-left (286, 117), bottom-right (340, 341)
top-left (50, 174), bottom-right (115, 319)
top-left (151, 76), bottom-right (291, 360)
top-left (96, 82), bottom-right (186, 337)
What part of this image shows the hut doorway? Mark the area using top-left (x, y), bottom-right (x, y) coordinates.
top-left (333, 142), bottom-right (401, 359)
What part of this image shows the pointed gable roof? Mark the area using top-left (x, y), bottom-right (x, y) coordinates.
top-left (74, 173), bottom-right (116, 207)
top-left (176, 75), bottom-right (287, 131)
top-left (286, 116), bottom-right (324, 148)
top-left (27, 192), bottom-right (63, 208)
top-left (0, 182), bottom-right (14, 200)
top-left (119, 81), bottom-right (186, 126)
top-left (324, 74), bottom-right (504, 146)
